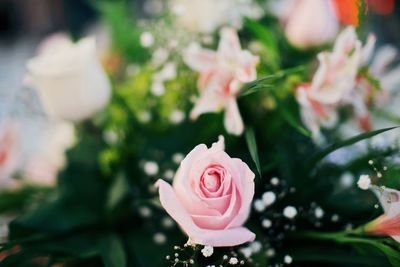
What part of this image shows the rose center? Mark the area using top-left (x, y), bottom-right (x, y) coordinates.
top-left (202, 170), bottom-right (221, 192)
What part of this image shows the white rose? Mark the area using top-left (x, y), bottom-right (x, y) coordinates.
top-left (26, 34), bottom-right (111, 121)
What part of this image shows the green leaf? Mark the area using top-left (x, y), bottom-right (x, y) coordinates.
top-left (305, 126), bottom-right (399, 174)
top-left (107, 173), bottom-right (131, 210)
top-left (357, 0), bottom-right (367, 31)
top-left (100, 234), bottom-right (127, 267)
top-left (239, 66), bottom-right (304, 97)
top-left (244, 17), bottom-right (279, 68)
top-left (277, 102), bottom-right (311, 137)
top-left (374, 242), bottom-right (400, 267)
top-left (0, 186), bottom-right (52, 213)
top-left (245, 128), bottom-right (261, 177)
top-left (97, 1), bottom-right (149, 63)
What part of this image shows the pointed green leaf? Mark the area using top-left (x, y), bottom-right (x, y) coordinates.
top-left (278, 104), bottom-right (311, 137)
top-left (239, 66), bottom-right (304, 97)
top-left (305, 126), bottom-right (399, 173)
top-left (245, 128), bottom-right (261, 177)
top-left (107, 173), bottom-right (131, 210)
top-left (100, 234), bottom-right (127, 267)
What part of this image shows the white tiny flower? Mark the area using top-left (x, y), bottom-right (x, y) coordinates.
top-left (163, 169), bottom-right (175, 180)
top-left (250, 241), bottom-right (262, 253)
top-left (239, 247), bottom-right (252, 258)
top-left (340, 172), bottom-right (354, 188)
top-left (151, 81), bottom-right (165, 96)
top-left (172, 153), bottom-right (184, 164)
top-left (172, 4), bottom-right (186, 16)
top-left (262, 191), bottom-right (276, 206)
top-left (152, 48), bottom-right (170, 66)
top-left (140, 32), bottom-right (155, 48)
top-left (357, 174), bottom-right (371, 190)
top-left (254, 199), bottom-right (266, 212)
top-left (331, 214), bottom-right (339, 222)
top-left (266, 248), bottom-right (275, 257)
top-left (261, 219), bottom-right (272, 228)
top-left (138, 111), bottom-right (151, 123)
top-left (169, 110), bottom-right (185, 124)
top-left (162, 217), bottom-right (174, 228)
top-left (103, 129), bottom-right (119, 145)
top-left (153, 232), bottom-right (166, 244)
top-left (284, 255), bottom-right (293, 264)
top-left (270, 177), bottom-right (279, 185)
top-left (283, 206), bottom-right (297, 219)
top-left (139, 206), bottom-right (152, 218)
top-left (201, 245), bottom-right (214, 257)
top-left (315, 207), bottom-right (324, 218)
top-left (229, 257), bottom-right (239, 265)
top-left (159, 62), bottom-right (177, 80)
top-left (143, 161), bottom-right (159, 176)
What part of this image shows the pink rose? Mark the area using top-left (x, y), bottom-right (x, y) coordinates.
top-left (156, 136), bottom-right (255, 247)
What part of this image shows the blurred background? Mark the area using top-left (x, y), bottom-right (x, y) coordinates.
top-left (1, 0), bottom-right (400, 107)
top-left (1, 1), bottom-right (400, 266)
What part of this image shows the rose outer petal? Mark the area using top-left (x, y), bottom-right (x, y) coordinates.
top-left (226, 158), bottom-right (255, 229)
top-left (156, 179), bottom-right (255, 247)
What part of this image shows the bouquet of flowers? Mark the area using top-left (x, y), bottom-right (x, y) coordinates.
top-left (1, 0), bottom-right (400, 266)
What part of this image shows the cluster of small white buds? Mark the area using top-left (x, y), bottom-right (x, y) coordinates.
top-left (253, 191), bottom-right (277, 212)
top-left (201, 245), bottom-right (214, 257)
top-left (229, 257), bottom-right (238, 265)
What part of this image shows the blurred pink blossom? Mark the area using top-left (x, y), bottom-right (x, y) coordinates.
top-left (296, 27), bottom-right (376, 141)
top-left (184, 28), bottom-right (259, 135)
top-left (270, 0), bottom-right (339, 48)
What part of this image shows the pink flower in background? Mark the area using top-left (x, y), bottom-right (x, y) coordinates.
top-left (0, 121), bottom-right (20, 188)
top-left (26, 34), bottom-right (111, 122)
top-left (365, 187), bottom-right (400, 242)
top-left (156, 136), bottom-right (255, 247)
top-left (184, 28), bottom-right (259, 135)
top-left (0, 118), bottom-right (75, 189)
top-left (22, 121), bottom-right (75, 186)
top-left (296, 27), bottom-right (376, 140)
top-left (367, 45), bottom-right (400, 107)
top-left (170, 0), bottom-right (263, 33)
top-left (270, 0), bottom-right (339, 48)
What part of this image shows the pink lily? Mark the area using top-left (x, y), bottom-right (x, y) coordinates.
top-left (296, 27), bottom-right (376, 140)
top-left (183, 28), bottom-right (259, 135)
top-left (365, 187), bottom-right (400, 242)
